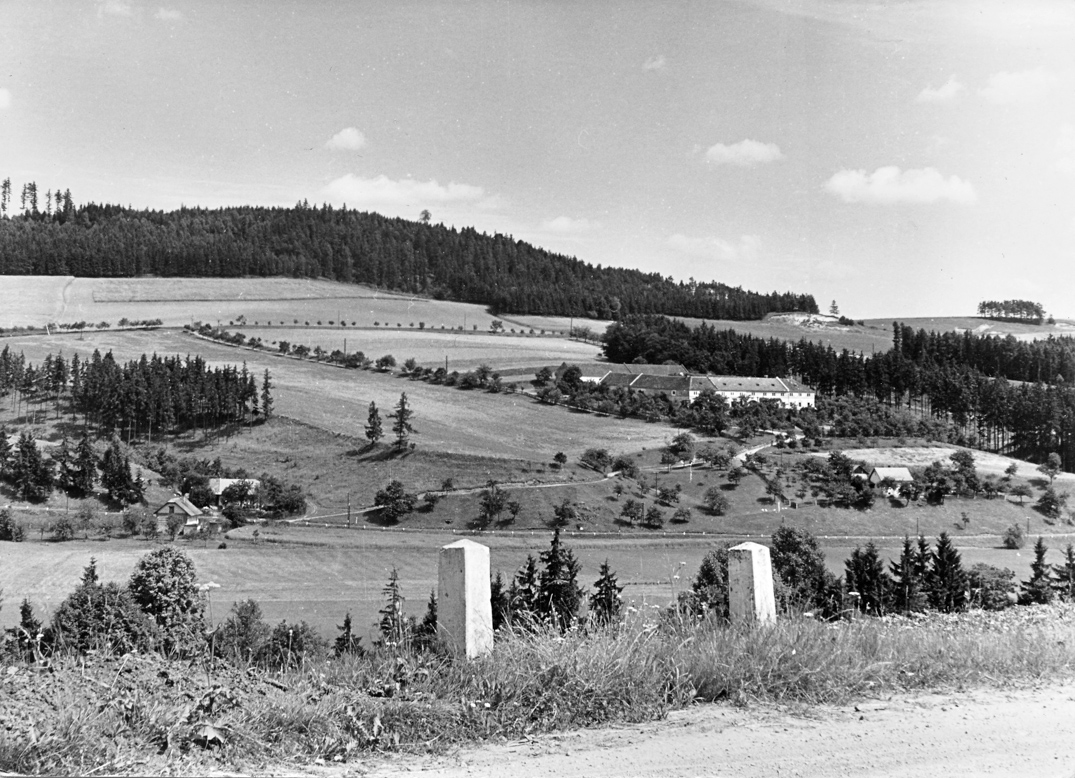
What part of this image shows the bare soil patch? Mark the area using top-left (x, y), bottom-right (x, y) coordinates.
top-left (367, 682), bottom-right (1075, 778)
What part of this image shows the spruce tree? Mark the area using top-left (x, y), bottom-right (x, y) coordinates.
top-left (1021, 536), bottom-right (1054, 604)
top-left (490, 571), bottom-right (510, 630)
top-left (260, 369), bottom-right (274, 420)
top-left (537, 528), bottom-right (583, 631)
top-left (11, 431), bottom-right (53, 502)
top-left (365, 401), bottom-right (383, 445)
top-left (52, 434), bottom-right (75, 493)
top-left (389, 392), bottom-right (415, 449)
top-left (508, 555), bottom-right (540, 626)
top-left (589, 559), bottom-right (623, 627)
top-left (890, 536), bottom-right (926, 613)
top-left (929, 533), bottom-right (967, 612)
top-left (334, 612), bottom-right (364, 657)
top-left (845, 542), bottom-right (893, 615)
top-left (1053, 544), bottom-right (1075, 601)
top-left (378, 568), bottom-right (409, 649)
top-left (0, 425), bottom-right (11, 479)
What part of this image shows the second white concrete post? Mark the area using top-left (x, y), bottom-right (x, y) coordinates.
top-left (728, 541), bottom-right (777, 625)
top-left (437, 539), bottom-right (494, 658)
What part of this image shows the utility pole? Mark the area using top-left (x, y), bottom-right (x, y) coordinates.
top-left (347, 492), bottom-right (352, 527)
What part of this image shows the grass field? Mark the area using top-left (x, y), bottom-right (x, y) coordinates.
top-left (674, 313), bottom-right (1075, 354)
top-left (3, 330), bottom-right (675, 461)
top-left (4, 523), bottom-right (1073, 642)
top-left (0, 276), bottom-right (504, 331)
top-left (233, 327), bottom-right (603, 372)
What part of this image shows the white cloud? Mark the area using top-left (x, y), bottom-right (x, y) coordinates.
top-left (979, 68), bottom-right (1057, 104)
top-left (0, 89), bottom-right (10, 110)
top-left (155, 8), bottom-right (183, 21)
top-left (541, 216), bottom-right (596, 234)
top-left (704, 139), bottom-right (784, 167)
top-left (1056, 125), bottom-right (1075, 175)
top-left (325, 127), bottom-right (367, 151)
top-left (322, 174), bottom-right (486, 211)
top-left (667, 233), bottom-right (760, 260)
top-left (642, 55), bottom-right (666, 71)
top-left (824, 166), bottom-right (977, 205)
top-left (916, 76), bottom-right (964, 103)
top-left (97, 0), bottom-right (133, 17)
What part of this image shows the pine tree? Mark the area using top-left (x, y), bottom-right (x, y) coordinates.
top-left (365, 401), bottom-right (383, 445)
top-left (589, 559), bottom-right (623, 627)
top-left (389, 392), bottom-right (415, 449)
top-left (537, 528), bottom-right (583, 631)
top-left (260, 369), bottom-right (273, 420)
top-left (929, 533), bottom-right (967, 612)
top-left (1021, 536), bottom-right (1054, 604)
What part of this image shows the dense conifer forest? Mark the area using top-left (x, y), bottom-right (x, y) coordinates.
top-left (602, 316), bottom-right (1075, 472)
top-left (0, 179), bottom-right (816, 321)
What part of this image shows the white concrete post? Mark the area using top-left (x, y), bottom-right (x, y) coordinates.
top-left (728, 542), bottom-right (776, 625)
top-left (438, 539), bottom-right (493, 658)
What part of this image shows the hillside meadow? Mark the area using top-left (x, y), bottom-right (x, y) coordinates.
top-left (2, 328), bottom-right (673, 461)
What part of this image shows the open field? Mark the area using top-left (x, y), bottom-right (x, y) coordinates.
top-left (4, 525), bottom-right (1073, 642)
top-left (0, 276), bottom-right (504, 332)
top-left (2, 329), bottom-right (676, 461)
top-left (810, 445), bottom-right (1075, 483)
top-left (675, 312), bottom-right (1075, 354)
top-left (230, 326), bottom-right (603, 372)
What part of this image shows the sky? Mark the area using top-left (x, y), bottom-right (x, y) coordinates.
top-left (1, 0), bottom-right (1073, 319)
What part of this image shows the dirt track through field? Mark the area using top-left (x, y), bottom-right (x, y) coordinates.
top-left (365, 683), bottom-right (1075, 778)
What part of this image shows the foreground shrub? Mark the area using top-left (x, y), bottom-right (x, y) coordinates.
top-left (49, 581), bottom-right (156, 655)
top-left (128, 547), bottom-right (206, 656)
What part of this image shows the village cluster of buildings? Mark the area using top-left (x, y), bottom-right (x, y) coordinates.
top-left (572, 363), bottom-right (817, 410)
top-left (153, 477), bottom-right (259, 535)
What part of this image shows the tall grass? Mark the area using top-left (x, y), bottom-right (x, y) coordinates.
top-left (3, 603), bottom-right (1075, 774)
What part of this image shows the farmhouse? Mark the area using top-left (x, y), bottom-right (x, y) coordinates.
top-left (704, 376), bottom-right (816, 409)
top-left (560, 362), bottom-right (817, 409)
top-left (208, 477), bottom-right (261, 508)
top-left (867, 467), bottom-right (914, 486)
top-left (154, 495), bottom-right (203, 535)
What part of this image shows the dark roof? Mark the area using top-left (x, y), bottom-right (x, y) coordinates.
top-left (631, 375), bottom-right (691, 392)
top-left (154, 495), bottom-right (203, 517)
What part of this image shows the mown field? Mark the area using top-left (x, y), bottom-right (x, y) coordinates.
top-left (0, 276), bottom-right (602, 339)
top-left (232, 327), bottom-right (603, 373)
top-left (0, 276), bottom-right (499, 332)
top-left (4, 523), bottom-right (1073, 642)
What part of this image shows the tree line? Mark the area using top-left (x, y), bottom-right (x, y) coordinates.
top-left (600, 316), bottom-right (1075, 473)
top-left (977, 299), bottom-right (1046, 324)
top-left (0, 179), bottom-right (817, 321)
top-left (0, 346), bottom-right (273, 442)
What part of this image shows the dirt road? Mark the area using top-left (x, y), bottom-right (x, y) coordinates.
top-left (367, 683), bottom-right (1075, 778)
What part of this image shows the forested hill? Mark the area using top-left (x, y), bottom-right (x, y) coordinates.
top-left (0, 194), bottom-right (816, 321)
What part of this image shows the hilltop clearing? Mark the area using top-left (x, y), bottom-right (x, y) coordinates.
top-left (672, 312), bottom-right (1075, 354)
